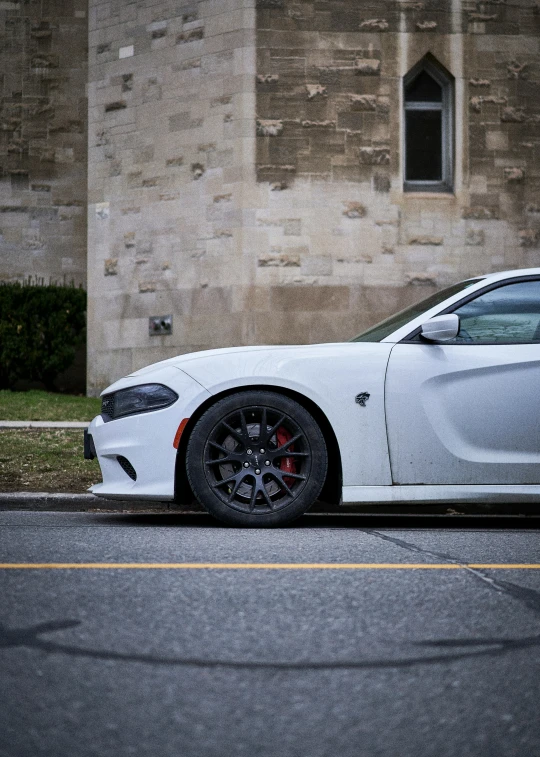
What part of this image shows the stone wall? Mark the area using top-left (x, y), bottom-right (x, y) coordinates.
top-left (86, 0), bottom-right (540, 393)
top-left (254, 0), bottom-right (540, 336)
top-left (0, 0), bottom-right (88, 285)
top-left (87, 0), bottom-right (257, 393)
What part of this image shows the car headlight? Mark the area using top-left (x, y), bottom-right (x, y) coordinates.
top-left (101, 384), bottom-right (178, 421)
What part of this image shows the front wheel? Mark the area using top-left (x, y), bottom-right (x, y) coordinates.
top-left (185, 391), bottom-right (328, 527)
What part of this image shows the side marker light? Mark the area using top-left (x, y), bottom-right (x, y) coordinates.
top-left (173, 418), bottom-right (190, 449)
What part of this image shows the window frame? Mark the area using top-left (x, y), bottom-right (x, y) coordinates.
top-left (401, 276), bottom-right (540, 345)
top-left (403, 58), bottom-right (454, 194)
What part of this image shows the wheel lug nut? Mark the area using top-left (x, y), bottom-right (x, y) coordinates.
top-left (265, 460), bottom-right (271, 466)
top-left (259, 448), bottom-right (265, 453)
top-left (255, 469), bottom-right (261, 475)
top-left (243, 462), bottom-right (250, 468)
top-left (247, 448), bottom-right (252, 455)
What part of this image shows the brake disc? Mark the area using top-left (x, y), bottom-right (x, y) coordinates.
top-left (219, 423), bottom-right (280, 499)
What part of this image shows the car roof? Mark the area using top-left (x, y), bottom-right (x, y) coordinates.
top-left (480, 267), bottom-right (540, 281)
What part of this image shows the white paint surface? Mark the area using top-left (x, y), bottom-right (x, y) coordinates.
top-left (89, 269), bottom-right (540, 505)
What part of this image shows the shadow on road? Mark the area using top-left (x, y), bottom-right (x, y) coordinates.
top-left (88, 511), bottom-right (540, 530)
top-left (2, 617), bottom-right (540, 670)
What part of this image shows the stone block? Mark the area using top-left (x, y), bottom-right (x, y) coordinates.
top-left (283, 219), bottom-right (301, 235)
top-left (354, 59), bottom-right (381, 75)
top-left (54, 148), bottom-right (75, 163)
top-left (177, 28), bottom-right (204, 44)
top-left (258, 253), bottom-right (300, 267)
top-left (191, 163), bottom-right (205, 180)
top-left (406, 272), bottom-right (438, 286)
top-left (507, 61), bottom-right (528, 79)
top-left (504, 167), bottom-right (525, 182)
top-left (462, 207), bottom-right (499, 220)
top-left (257, 74), bottom-right (279, 84)
top-left (270, 285), bottom-right (350, 312)
top-left (191, 286), bottom-right (232, 315)
top-left (306, 84), bottom-right (327, 99)
top-left (359, 19), bottom-right (388, 31)
top-left (337, 112), bottom-right (363, 131)
top-left (104, 100), bottom-right (127, 112)
top-left (373, 174), bottom-right (390, 192)
top-left (348, 94), bottom-right (377, 111)
top-left (486, 131), bottom-right (508, 150)
top-left (104, 258), bottom-right (118, 275)
top-left (301, 120), bottom-right (336, 129)
top-left (501, 107), bottom-right (526, 123)
top-left (470, 95), bottom-right (507, 113)
top-left (466, 229), bottom-right (485, 246)
top-left (257, 119), bottom-right (284, 136)
top-left (408, 236), bottom-right (443, 246)
top-left (358, 147), bottom-right (390, 165)
top-left (177, 58), bottom-right (201, 71)
top-left (342, 202), bottom-right (366, 218)
top-left (519, 228), bottom-right (539, 247)
top-left (301, 256), bottom-right (332, 276)
top-left (139, 281), bottom-right (157, 293)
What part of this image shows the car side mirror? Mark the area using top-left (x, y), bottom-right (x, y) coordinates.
top-left (420, 314), bottom-right (460, 342)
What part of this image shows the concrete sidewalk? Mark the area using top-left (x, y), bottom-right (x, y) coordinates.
top-left (0, 421), bottom-right (89, 428)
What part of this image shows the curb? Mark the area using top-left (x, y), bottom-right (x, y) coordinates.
top-left (0, 492), bottom-right (539, 518)
top-left (0, 492), bottom-right (201, 513)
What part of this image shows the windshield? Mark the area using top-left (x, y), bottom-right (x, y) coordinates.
top-left (350, 279), bottom-right (483, 342)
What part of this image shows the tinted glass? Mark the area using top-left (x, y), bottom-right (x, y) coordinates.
top-left (405, 110), bottom-right (442, 181)
top-left (351, 279), bottom-right (482, 342)
top-left (450, 280), bottom-right (540, 343)
top-left (405, 70), bottom-right (442, 102)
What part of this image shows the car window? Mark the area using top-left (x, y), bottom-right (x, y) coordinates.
top-left (449, 280), bottom-right (540, 343)
top-left (350, 279), bottom-right (481, 342)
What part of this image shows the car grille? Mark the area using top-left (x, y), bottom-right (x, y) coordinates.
top-left (117, 456), bottom-right (137, 481)
top-left (101, 394), bottom-right (115, 420)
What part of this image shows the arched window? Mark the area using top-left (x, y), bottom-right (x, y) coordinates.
top-left (404, 58), bottom-right (453, 193)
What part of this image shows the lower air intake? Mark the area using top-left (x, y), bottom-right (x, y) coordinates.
top-left (117, 455), bottom-right (137, 481)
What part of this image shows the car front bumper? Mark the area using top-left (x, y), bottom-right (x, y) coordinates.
top-left (87, 367), bottom-right (211, 501)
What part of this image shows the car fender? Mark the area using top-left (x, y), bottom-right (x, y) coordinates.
top-left (177, 343), bottom-right (393, 487)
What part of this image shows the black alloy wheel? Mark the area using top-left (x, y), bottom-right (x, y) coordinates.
top-left (185, 391), bottom-right (328, 527)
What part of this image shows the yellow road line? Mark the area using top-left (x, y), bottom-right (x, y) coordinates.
top-left (0, 563), bottom-right (539, 570)
top-left (468, 564), bottom-right (540, 569)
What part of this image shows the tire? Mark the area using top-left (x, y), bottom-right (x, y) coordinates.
top-left (186, 391), bottom-right (328, 527)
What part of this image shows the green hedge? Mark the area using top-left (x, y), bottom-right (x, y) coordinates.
top-left (0, 282), bottom-right (86, 390)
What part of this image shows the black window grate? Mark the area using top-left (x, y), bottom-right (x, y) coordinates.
top-left (117, 456), bottom-right (137, 481)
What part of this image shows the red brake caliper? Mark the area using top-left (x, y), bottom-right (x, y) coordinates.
top-left (276, 426), bottom-right (296, 487)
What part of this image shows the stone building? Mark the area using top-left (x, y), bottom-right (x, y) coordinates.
top-left (1, 0), bottom-right (539, 395)
top-left (0, 0), bottom-right (87, 287)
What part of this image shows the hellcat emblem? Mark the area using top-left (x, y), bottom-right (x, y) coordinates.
top-left (355, 392), bottom-right (370, 407)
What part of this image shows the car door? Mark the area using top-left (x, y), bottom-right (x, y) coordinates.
top-left (385, 277), bottom-right (540, 485)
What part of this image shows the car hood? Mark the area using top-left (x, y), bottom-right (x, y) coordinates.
top-left (101, 341), bottom-right (386, 395)
top-left (129, 344), bottom-right (302, 377)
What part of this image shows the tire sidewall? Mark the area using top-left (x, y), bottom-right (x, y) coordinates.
top-left (186, 391), bottom-right (328, 527)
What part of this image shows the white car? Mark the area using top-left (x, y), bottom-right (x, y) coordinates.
top-left (85, 268), bottom-right (540, 526)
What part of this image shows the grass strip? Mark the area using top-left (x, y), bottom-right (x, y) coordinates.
top-left (0, 429), bottom-right (100, 493)
top-left (0, 390), bottom-right (100, 422)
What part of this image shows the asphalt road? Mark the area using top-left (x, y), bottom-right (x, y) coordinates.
top-left (1, 510), bottom-right (540, 757)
